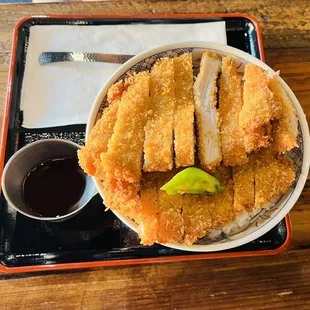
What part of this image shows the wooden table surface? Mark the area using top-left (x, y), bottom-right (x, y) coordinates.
top-left (0, 1), bottom-right (309, 309)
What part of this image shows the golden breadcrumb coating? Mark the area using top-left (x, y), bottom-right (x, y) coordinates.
top-left (173, 53), bottom-right (195, 167)
top-left (240, 64), bottom-right (282, 153)
top-left (77, 81), bottom-right (123, 179)
top-left (219, 56), bottom-right (248, 166)
top-left (269, 74), bottom-right (298, 153)
top-left (182, 194), bottom-right (213, 245)
top-left (254, 156), bottom-right (295, 208)
top-left (101, 178), bottom-right (142, 223)
top-left (232, 162), bottom-right (255, 213)
top-left (143, 57), bottom-right (175, 172)
top-left (102, 71), bottom-right (150, 183)
top-left (156, 173), bottom-right (184, 243)
top-left (194, 51), bottom-right (222, 169)
top-left (210, 179), bottom-right (235, 228)
top-left (107, 80), bottom-right (125, 104)
top-left (139, 173), bottom-right (159, 245)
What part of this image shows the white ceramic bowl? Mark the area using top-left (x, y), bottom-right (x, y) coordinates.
top-left (87, 42), bottom-right (310, 252)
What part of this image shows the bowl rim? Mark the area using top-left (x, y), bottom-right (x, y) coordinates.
top-left (87, 41), bottom-right (310, 252)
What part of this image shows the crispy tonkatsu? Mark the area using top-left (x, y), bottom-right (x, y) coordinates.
top-left (79, 51), bottom-right (298, 246)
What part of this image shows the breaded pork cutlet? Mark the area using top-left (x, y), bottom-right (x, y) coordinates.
top-left (78, 80), bottom-right (123, 179)
top-left (139, 173), bottom-right (159, 245)
top-left (100, 178), bottom-right (142, 224)
top-left (143, 58), bottom-right (175, 172)
top-left (194, 51), bottom-right (222, 169)
top-left (78, 52), bottom-right (299, 247)
top-left (269, 74), bottom-right (298, 153)
top-left (219, 56), bottom-right (248, 166)
top-left (173, 53), bottom-right (195, 167)
top-left (156, 172), bottom-right (184, 244)
top-left (210, 179), bottom-right (235, 228)
top-left (102, 72), bottom-right (150, 183)
top-left (254, 158), bottom-right (295, 208)
top-left (232, 162), bottom-right (255, 213)
top-left (182, 194), bottom-right (213, 245)
top-left (240, 64), bottom-right (282, 153)
top-left (254, 149), bottom-right (295, 208)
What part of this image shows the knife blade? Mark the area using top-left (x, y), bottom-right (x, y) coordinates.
top-left (39, 52), bottom-right (134, 65)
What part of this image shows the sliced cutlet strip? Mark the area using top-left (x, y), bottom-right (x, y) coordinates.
top-left (139, 172), bottom-right (159, 245)
top-left (173, 53), bottom-right (195, 167)
top-left (239, 64), bottom-right (282, 153)
top-left (254, 155), bottom-right (295, 209)
top-left (219, 56), bottom-right (248, 166)
top-left (100, 178), bottom-right (142, 224)
top-left (182, 194), bottom-right (213, 245)
top-left (232, 162), bottom-right (255, 213)
top-left (194, 51), bottom-right (222, 169)
top-left (107, 79), bottom-right (125, 104)
top-left (143, 57), bottom-right (175, 172)
top-left (210, 179), bottom-right (235, 228)
top-left (269, 74), bottom-right (298, 153)
top-left (78, 80), bottom-right (123, 179)
top-left (102, 71), bottom-right (150, 183)
top-left (157, 172), bottom-right (184, 244)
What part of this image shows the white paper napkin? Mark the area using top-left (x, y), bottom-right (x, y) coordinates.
top-left (21, 22), bottom-right (227, 128)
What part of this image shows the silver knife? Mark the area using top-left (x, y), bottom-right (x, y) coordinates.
top-left (39, 52), bottom-right (134, 65)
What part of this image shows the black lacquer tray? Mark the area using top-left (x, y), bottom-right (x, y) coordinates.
top-left (0, 14), bottom-right (291, 274)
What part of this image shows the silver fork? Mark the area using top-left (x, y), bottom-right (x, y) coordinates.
top-left (39, 52), bottom-right (134, 65)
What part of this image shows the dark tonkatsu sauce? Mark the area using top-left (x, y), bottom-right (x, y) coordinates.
top-left (23, 157), bottom-right (86, 217)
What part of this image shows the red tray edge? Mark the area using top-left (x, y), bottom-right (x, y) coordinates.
top-left (0, 13), bottom-right (291, 274)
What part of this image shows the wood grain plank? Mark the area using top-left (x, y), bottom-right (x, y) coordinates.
top-left (0, 0), bottom-right (308, 48)
top-left (0, 250), bottom-right (310, 309)
top-left (0, 2), bottom-right (308, 310)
